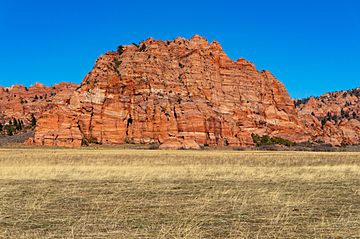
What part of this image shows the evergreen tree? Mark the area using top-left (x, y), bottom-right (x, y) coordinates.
top-left (327, 112), bottom-right (331, 120)
top-left (321, 118), bottom-right (327, 128)
top-left (331, 115), bottom-right (338, 122)
top-left (341, 109), bottom-right (345, 117)
top-left (6, 126), bottom-right (13, 136)
top-left (31, 114), bottom-right (37, 127)
top-left (13, 118), bottom-right (18, 129)
top-left (117, 45), bottom-right (125, 55)
top-left (14, 118), bottom-right (22, 130)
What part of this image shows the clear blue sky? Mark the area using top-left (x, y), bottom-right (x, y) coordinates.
top-left (0, 0), bottom-right (359, 98)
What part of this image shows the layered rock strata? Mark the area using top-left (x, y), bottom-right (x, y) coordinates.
top-left (31, 35), bottom-right (312, 147)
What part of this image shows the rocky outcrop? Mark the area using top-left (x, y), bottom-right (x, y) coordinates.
top-left (0, 82), bottom-right (78, 131)
top-left (2, 36), bottom-right (359, 148)
top-left (159, 138), bottom-right (201, 150)
top-left (296, 88), bottom-right (360, 145)
top-left (31, 35), bottom-right (312, 147)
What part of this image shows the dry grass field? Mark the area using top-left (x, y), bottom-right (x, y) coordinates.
top-left (0, 148), bottom-right (359, 238)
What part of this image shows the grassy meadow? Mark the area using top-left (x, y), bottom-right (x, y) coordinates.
top-left (0, 148), bottom-right (359, 238)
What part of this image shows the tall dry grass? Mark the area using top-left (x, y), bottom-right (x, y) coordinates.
top-left (0, 148), bottom-right (359, 238)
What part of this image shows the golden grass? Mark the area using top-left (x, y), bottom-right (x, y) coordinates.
top-left (0, 148), bottom-right (359, 238)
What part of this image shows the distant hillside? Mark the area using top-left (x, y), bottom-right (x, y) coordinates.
top-left (296, 87), bottom-right (360, 145)
top-left (295, 87), bottom-right (360, 122)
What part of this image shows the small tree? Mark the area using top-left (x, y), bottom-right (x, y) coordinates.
top-left (0, 123), bottom-right (3, 132)
top-left (117, 45), bottom-right (125, 55)
top-left (327, 112), bottom-right (331, 120)
top-left (341, 109), bottom-right (345, 117)
top-left (139, 43), bottom-right (147, 52)
top-left (13, 118), bottom-right (18, 128)
top-left (6, 126), bottom-right (14, 136)
top-left (31, 114), bottom-right (37, 127)
top-left (15, 118), bottom-right (22, 130)
top-left (331, 115), bottom-right (338, 122)
top-left (321, 118), bottom-right (327, 128)
top-left (344, 111), bottom-right (350, 118)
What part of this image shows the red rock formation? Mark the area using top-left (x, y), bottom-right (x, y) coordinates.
top-left (159, 138), bottom-right (201, 150)
top-left (32, 35), bottom-right (313, 147)
top-left (0, 82), bottom-right (78, 131)
top-left (296, 88), bottom-right (360, 145)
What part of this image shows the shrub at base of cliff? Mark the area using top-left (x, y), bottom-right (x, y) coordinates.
top-left (251, 134), bottom-right (296, 147)
top-left (81, 137), bottom-right (101, 146)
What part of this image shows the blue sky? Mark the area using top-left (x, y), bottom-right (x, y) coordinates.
top-left (0, 0), bottom-right (359, 98)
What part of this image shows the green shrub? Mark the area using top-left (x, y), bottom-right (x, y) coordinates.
top-left (251, 133), bottom-right (295, 147)
top-left (5, 125), bottom-right (14, 136)
top-left (88, 137), bottom-right (99, 144)
top-left (113, 58), bottom-right (122, 69)
top-left (81, 137), bottom-right (100, 146)
top-left (81, 138), bottom-right (89, 146)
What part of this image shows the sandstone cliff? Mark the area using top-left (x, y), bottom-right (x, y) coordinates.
top-left (0, 82), bottom-right (77, 136)
top-left (31, 35), bottom-right (312, 147)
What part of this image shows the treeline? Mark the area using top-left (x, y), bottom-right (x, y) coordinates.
top-left (320, 110), bottom-right (358, 127)
top-left (294, 87), bottom-right (360, 108)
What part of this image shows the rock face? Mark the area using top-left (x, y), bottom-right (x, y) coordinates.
top-left (296, 88), bottom-right (360, 145)
top-left (32, 35), bottom-right (312, 147)
top-left (0, 82), bottom-right (78, 128)
top-left (2, 36), bottom-right (359, 148)
top-left (158, 138), bottom-right (201, 150)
